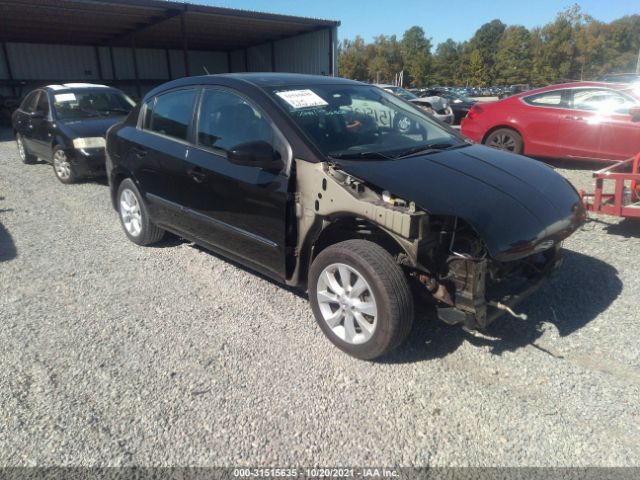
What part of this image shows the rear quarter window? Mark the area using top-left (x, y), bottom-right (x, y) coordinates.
top-left (144, 89), bottom-right (197, 141)
top-left (522, 90), bottom-right (567, 107)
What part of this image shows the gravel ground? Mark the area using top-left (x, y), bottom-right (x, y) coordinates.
top-left (1, 128), bottom-right (639, 467)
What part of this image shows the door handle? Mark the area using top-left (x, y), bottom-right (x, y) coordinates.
top-left (564, 115), bottom-right (584, 121)
top-left (187, 166), bottom-right (207, 183)
top-left (132, 147), bottom-right (147, 158)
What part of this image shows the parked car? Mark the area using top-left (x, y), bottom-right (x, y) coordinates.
top-left (421, 88), bottom-right (476, 124)
top-left (498, 84), bottom-right (531, 99)
top-left (106, 73), bottom-right (585, 360)
top-left (461, 82), bottom-right (640, 161)
top-left (12, 83), bottom-right (135, 183)
top-left (374, 84), bottom-right (454, 124)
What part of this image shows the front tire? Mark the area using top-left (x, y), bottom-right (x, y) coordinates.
top-left (484, 128), bottom-right (523, 154)
top-left (117, 178), bottom-right (165, 246)
top-left (52, 147), bottom-right (78, 184)
top-left (309, 240), bottom-right (414, 360)
top-left (16, 134), bottom-right (37, 164)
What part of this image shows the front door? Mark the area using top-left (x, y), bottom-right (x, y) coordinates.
top-left (181, 87), bottom-right (290, 280)
top-left (558, 88), bottom-right (630, 161)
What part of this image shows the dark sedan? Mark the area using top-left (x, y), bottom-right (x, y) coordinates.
top-left (12, 84), bottom-right (135, 183)
top-left (106, 73), bottom-right (585, 360)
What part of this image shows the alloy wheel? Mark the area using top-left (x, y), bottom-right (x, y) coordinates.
top-left (488, 132), bottom-right (517, 151)
top-left (316, 263), bottom-right (378, 345)
top-left (119, 188), bottom-right (143, 237)
top-left (16, 136), bottom-right (26, 161)
top-left (53, 150), bottom-right (72, 180)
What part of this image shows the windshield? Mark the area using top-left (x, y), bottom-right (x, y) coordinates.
top-left (53, 90), bottom-right (135, 120)
top-left (384, 86), bottom-right (418, 100)
top-left (269, 84), bottom-right (466, 160)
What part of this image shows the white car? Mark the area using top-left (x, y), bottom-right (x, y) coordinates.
top-left (374, 84), bottom-right (454, 124)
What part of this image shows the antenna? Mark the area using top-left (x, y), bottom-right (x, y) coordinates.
top-left (203, 66), bottom-right (210, 75)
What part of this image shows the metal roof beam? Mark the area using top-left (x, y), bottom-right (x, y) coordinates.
top-left (100, 7), bottom-right (183, 46)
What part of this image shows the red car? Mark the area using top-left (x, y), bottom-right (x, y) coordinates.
top-left (461, 82), bottom-right (640, 162)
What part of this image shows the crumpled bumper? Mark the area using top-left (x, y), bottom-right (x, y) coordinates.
top-left (436, 245), bottom-right (562, 329)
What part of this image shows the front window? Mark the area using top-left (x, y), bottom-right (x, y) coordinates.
top-left (269, 84), bottom-right (465, 159)
top-left (53, 89), bottom-right (135, 121)
top-left (571, 88), bottom-right (638, 114)
top-left (196, 89), bottom-right (275, 155)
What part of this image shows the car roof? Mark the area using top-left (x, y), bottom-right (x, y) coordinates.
top-left (144, 73), bottom-right (367, 102)
top-left (512, 81), bottom-right (638, 98)
top-left (145, 73), bottom-right (364, 99)
top-left (42, 83), bottom-right (114, 93)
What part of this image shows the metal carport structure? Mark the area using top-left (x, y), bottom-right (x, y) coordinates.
top-left (0, 0), bottom-right (340, 99)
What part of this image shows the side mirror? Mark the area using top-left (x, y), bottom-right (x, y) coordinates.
top-left (629, 106), bottom-right (640, 122)
top-left (228, 141), bottom-right (284, 171)
top-left (30, 110), bottom-right (46, 119)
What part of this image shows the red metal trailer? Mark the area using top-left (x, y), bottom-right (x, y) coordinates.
top-left (580, 153), bottom-right (640, 219)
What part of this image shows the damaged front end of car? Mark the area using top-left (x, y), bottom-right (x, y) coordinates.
top-left (291, 155), bottom-right (585, 330)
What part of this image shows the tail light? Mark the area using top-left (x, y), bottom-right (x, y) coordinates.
top-left (466, 105), bottom-right (484, 120)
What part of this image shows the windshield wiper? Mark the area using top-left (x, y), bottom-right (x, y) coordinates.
top-left (395, 142), bottom-right (470, 159)
top-left (100, 108), bottom-right (130, 114)
top-left (328, 151), bottom-right (394, 160)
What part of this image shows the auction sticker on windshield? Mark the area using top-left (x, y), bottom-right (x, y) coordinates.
top-left (276, 89), bottom-right (328, 109)
top-left (54, 93), bottom-right (76, 102)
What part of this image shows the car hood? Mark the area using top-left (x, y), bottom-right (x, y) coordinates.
top-left (60, 116), bottom-right (126, 138)
top-left (410, 96), bottom-right (448, 110)
top-left (333, 144), bottom-right (585, 261)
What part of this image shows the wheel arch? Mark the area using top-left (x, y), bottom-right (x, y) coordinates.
top-left (481, 124), bottom-right (525, 150)
top-left (296, 215), bottom-right (413, 291)
top-left (109, 166), bottom-right (135, 210)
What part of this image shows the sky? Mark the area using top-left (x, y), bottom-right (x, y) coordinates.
top-left (203, 0), bottom-right (640, 46)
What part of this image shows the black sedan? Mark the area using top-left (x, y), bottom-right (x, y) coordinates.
top-left (12, 84), bottom-right (135, 183)
top-left (421, 88), bottom-right (476, 124)
top-left (106, 73), bottom-right (585, 360)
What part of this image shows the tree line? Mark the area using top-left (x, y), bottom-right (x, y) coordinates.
top-left (338, 5), bottom-right (640, 87)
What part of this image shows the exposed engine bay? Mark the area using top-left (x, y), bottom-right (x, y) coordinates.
top-left (293, 159), bottom-right (564, 329)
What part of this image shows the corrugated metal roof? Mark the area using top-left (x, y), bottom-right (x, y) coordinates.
top-left (0, 0), bottom-right (340, 50)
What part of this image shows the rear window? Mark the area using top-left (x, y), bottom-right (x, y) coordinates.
top-left (145, 89), bottom-right (197, 141)
top-left (522, 90), bottom-right (566, 107)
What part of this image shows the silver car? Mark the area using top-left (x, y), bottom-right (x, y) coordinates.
top-left (374, 84), bottom-right (454, 124)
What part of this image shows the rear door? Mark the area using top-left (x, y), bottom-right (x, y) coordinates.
top-left (29, 91), bottom-right (54, 159)
top-left (182, 87), bottom-right (291, 280)
top-left (125, 88), bottom-right (199, 231)
top-left (14, 91), bottom-right (40, 151)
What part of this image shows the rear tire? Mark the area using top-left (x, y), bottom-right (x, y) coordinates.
top-left (309, 240), bottom-right (414, 360)
top-left (483, 128), bottom-right (523, 154)
top-left (117, 178), bottom-right (165, 246)
top-left (16, 134), bottom-right (37, 164)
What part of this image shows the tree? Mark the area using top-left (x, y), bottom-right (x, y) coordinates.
top-left (336, 7), bottom-right (640, 87)
top-left (400, 26), bottom-right (432, 87)
top-left (431, 39), bottom-right (462, 85)
top-left (369, 35), bottom-right (403, 83)
top-left (466, 49), bottom-right (491, 86)
top-left (465, 19), bottom-right (507, 83)
top-left (338, 36), bottom-right (369, 81)
top-left (494, 26), bottom-right (532, 84)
